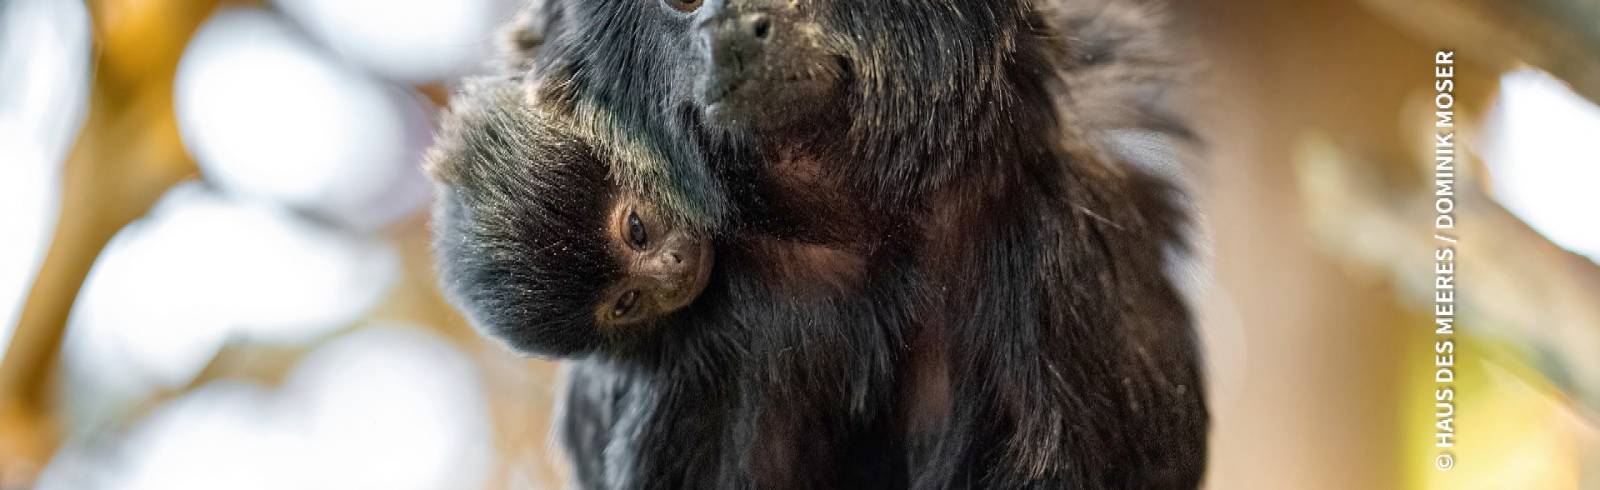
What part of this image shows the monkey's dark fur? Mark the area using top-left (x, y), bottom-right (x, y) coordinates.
top-left (437, 0), bottom-right (1210, 487)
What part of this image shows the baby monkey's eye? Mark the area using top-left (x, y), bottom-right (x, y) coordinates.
top-left (664, 0), bottom-right (702, 13)
top-left (626, 211), bottom-right (649, 250)
top-left (612, 290), bottom-right (642, 320)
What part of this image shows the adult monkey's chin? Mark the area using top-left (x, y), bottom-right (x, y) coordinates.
top-left (700, 55), bottom-right (851, 133)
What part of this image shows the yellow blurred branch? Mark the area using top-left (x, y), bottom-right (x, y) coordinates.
top-left (0, 0), bottom-right (214, 476)
top-left (0, 81), bottom-right (196, 473)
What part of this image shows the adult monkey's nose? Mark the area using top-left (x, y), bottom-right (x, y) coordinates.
top-left (700, 8), bottom-right (778, 75)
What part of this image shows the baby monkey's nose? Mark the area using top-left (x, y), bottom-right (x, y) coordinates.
top-left (651, 245), bottom-right (690, 273)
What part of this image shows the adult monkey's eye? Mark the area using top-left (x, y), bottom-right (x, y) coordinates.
top-left (626, 211), bottom-right (649, 249)
top-left (664, 0), bottom-right (702, 13)
top-left (612, 290), bottom-right (642, 320)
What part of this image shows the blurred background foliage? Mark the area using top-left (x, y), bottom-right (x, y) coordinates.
top-left (0, 0), bottom-right (1596, 488)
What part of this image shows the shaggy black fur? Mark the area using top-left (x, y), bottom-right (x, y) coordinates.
top-left (437, 0), bottom-right (1210, 487)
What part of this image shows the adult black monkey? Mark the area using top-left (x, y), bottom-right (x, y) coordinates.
top-left (498, 0), bottom-right (1208, 487)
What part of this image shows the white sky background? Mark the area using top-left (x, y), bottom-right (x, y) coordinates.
top-left (175, 9), bottom-right (436, 231)
top-left (274, 0), bottom-right (516, 83)
top-left (64, 184), bottom-right (400, 396)
top-left (1483, 69), bottom-right (1600, 261)
top-left (44, 327), bottom-right (492, 490)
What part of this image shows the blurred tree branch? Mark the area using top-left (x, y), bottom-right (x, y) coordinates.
top-left (0, 0), bottom-right (213, 478)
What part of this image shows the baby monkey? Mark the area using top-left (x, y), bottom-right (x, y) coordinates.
top-left (428, 78), bottom-right (890, 359)
top-left (429, 78), bottom-right (903, 486)
top-left (428, 80), bottom-right (720, 355)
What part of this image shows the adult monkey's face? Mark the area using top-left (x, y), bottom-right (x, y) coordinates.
top-left (674, 0), bottom-right (1026, 133)
top-left (542, 0), bottom-right (1033, 208)
top-left (677, 0), bottom-right (847, 133)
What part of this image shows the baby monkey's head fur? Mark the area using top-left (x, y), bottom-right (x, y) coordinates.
top-left (428, 80), bottom-right (713, 357)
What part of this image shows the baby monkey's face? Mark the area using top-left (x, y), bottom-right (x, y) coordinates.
top-left (597, 193), bottom-right (713, 328)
